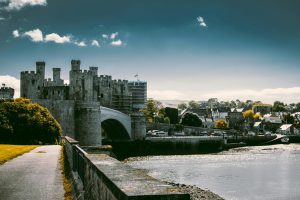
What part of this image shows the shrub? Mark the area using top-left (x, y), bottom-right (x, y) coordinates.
top-left (180, 112), bottom-right (202, 127)
top-left (215, 119), bottom-right (228, 129)
top-left (0, 98), bottom-right (62, 144)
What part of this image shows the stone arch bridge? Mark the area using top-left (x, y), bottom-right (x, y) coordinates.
top-left (100, 106), bottom-right (132, 140)
top-left (34, 100), bottom-right (145, 146)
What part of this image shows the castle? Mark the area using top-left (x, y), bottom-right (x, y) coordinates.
top-left (20, 60), bottom-right (147, 145)
top-left (21, 60), bottom-right (147, 114)
top-left (0, 84), bottom-right (14, 99)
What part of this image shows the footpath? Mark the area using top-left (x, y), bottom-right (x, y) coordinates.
top-left (0, 145), bottom-right (64, 200)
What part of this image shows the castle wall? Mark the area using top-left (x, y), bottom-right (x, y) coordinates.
top-left (0, 86), bottom-right (14, 99)
top-left (131, 112), bottom-right (146, 140)
top-left (81, 70), bottom-right (95, 101)
top-left (34, 100), bottom-right (102, 146)
top-left (33, 99), bottom-right (76, 139)
top-left (112, 79), bottom-right (132, 114)
top-left (75, 101), bottom-right (101, 146)
top-left (98, 75), bottom-right (113, 107)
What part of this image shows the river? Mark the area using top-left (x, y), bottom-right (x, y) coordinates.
top-left (125, 144), bottom-right (300, 200)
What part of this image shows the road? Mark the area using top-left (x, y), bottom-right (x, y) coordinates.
top-left (0, 145), bottom-right (64, 200)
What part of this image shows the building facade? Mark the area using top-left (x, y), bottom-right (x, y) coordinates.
top-left (252, 103), bottom-right (272, 115)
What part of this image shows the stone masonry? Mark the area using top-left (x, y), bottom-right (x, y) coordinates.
top-left (20, 60), bottom-right (147, 145)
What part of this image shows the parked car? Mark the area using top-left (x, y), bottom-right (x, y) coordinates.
top-left (173, 132), bottom-right (185, 136)
top-left (247, 131), bottom-right (256, 136)
top-left (146, 130), bottom-right (159, 136)
top-left (156, 131), bottom-right (168, 137)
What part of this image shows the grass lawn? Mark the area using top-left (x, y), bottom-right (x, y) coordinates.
top-left (0, 145), bottom-right (39, 165)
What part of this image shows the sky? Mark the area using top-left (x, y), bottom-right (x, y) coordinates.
top-left (0, 0), bottom-right (300, 103)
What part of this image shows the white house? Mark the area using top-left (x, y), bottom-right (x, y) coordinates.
top-left (278, 124), bottom-right (294, 135)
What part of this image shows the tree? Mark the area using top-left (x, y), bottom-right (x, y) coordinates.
top-left (164, 117), bottom-right (170, 124)
top-left (215, 119), bottom-right (228, 129)
top-left (177, 103), bottom-right (187, 110)
top-left (273, 101), bottom-right (285, 112)
top-left (243, 109), bottom-right (255, 129)
top-left (165, 107), bottom-right (179, 124)
top-left (180, 112), bottom-right (202, 127)
top-left (141, 99), bottom-right (171, 123)
top-left (141, 98), bottom-right (162, 123)
top-left (253, 113), bottom-right (261, 120)
top-left (295, 103), bottom-right (300, 112)
top-left (283, 113), bottom-right (295, 124)
top-left (245, 100), bottom-right (253, 105)
top-left (230, 100), bottom-right (237, 108)
top-left (234, 99), bottom-right (246, 108)
top-left (0, 98), bottom-right (62, 144)
top-left (219, 101), bottom-right (230, 107)
top-left (243, 110), bottom-right (254, 119)
top-left (188, 100), bottom-right (198, 109)
top-left (208, 98), bottom-right (218, 108)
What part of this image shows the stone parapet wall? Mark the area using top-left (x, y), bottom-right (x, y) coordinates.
top-left (147, 122), bottom-right (216, 135)
top-left (64, 136), bottom-right (190, 200)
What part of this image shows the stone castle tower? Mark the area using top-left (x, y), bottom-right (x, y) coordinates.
top-left (20, 60), bottom-right (147, 145)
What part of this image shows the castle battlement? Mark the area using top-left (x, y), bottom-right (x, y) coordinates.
top-left (99, 75), bottom-right (112, 81)
top-left (21, 60), bottom-right (147, 114)
top-left (0, 84), bottom-right (14, 99)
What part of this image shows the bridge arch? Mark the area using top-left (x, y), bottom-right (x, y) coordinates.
top-left (100, 106), bottom-right (132, 140)
top-left (101, 119), bottom-right (130, 140)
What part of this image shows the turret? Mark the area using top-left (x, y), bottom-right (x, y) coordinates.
top-left (89, 66), bottom-right (98, 76)
top-left (53, 68), bottom-right (64, 86)
top-left (36, 61), bottom-right (45, 79)
top-left (71, 60), bottom-right (81, 71)
top-left (53, 68), bottom-right (61, 82)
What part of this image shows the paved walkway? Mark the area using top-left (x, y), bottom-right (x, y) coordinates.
top-left (0, 145), bottom-right (64, 200)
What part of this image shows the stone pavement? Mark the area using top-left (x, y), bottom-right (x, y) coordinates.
top-left (0, 145), bottom-right (64, 200)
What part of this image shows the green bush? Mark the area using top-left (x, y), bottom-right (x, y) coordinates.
top-left (0, 98), bottom-right (62, 144)
top-left (180, 112), bottom-right (202, 127)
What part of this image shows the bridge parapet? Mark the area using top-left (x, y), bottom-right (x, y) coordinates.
top-left (100, 106), bottom-right (132, 139)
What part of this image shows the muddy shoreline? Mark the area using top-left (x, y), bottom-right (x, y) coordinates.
top-left (166, 182), bottom-right (224, 200)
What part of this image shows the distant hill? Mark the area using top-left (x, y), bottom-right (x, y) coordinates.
top-left (159, 100), bottom-right (190, 108)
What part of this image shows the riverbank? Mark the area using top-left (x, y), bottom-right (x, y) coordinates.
top-left (166, 182), bottom-right (224, 200)
top-left (123, 157), bottom-right (225, 200)
top-left (103, 135), bottom-right (300, 160)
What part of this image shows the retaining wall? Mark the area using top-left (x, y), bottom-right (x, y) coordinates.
top-left (147, 122), bottom-right (216, 135)
top-left (64, 136), bottom-right (190, 200)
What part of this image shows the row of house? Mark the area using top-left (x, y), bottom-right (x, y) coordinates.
top-left (181, 103), bottom-right (300, 135)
